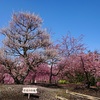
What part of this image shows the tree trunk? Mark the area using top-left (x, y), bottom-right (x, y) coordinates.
top-left (14, 78), bottom-right (22, 84)
top-left (80, 56), bottom-right (91, 88)
top-left (31, 71), bottom-right (37, 84)
top-left (49, 64), bottom-right (53, 84)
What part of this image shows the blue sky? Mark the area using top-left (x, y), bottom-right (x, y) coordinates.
top-left (0, 0), bottom-right (100, 51)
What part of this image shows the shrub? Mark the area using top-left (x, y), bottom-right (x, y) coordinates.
top-left (58, 80), bottom-right (69, 84)
top-left (96, 82), bottom-right (100, 87)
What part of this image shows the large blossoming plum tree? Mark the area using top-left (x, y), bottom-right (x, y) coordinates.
top-left (0, 12), bottom-right (52, 84)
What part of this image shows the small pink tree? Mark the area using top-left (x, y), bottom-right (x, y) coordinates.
top-left (44, 44), bottom-right (61, 84)
top-left (58, 34), bottom-right (85, 82)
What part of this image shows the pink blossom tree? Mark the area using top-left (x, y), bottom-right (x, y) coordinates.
top-left (44, 44), bottom-right (61, 84)
top-left (58, 50), bottom-right (100, 88)
top-left (58, 34), bottom-right (85, 81)
top-left (79, 51), bottom-right (100, 88)
top-left (24, 64), bottom-right (50, 84)
top-left (59, 34), bottom-right (85, 57)
top-left (0, 12), bottom-right (51, 84)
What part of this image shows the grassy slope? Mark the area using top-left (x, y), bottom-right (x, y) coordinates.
top-left (0, 85), bottom-right (67, 100)
top-left (0, 84), bottom-right (100, 100)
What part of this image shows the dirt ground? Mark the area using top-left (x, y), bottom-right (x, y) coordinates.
top-left (59, 83), bottom-right (100, 98)
top-left (0, 85), bottom-right (64, 100)
top-left (0, 84), bottom-right (100, 100)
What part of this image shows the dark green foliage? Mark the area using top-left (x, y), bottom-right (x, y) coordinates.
top-left (75, 73), bottom-right (85, 83)
top-left (90, 77), bottom-right (96, 86)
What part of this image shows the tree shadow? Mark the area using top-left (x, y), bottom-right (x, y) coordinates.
top-left (35, 83), bottom-right (62, 88)
top-left (24, 94), bottom-right (39, 99)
